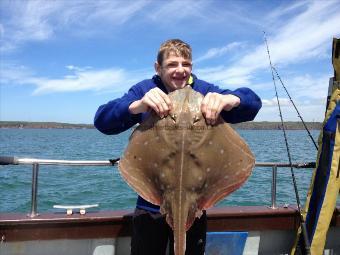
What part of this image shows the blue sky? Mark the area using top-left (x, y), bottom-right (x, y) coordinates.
top-left (1, 0), bottom-right (339, 124)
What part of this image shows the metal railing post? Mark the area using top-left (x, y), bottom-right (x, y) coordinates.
top-left (271, 165), bottom-right (278, 209)
top-left (29, 163), bottom-right (39, 217)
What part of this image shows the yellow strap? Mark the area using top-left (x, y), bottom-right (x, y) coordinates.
top-left (188, 75), bottom-right (194, 85)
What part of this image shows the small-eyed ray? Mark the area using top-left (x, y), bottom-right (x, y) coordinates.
top-left (119, 86), bottom-right (255, 255)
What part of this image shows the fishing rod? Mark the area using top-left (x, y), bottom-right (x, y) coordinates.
top-left (263, 32), bottom-right (311, 254)
top-left (271, 66), bottom-right (318, 150)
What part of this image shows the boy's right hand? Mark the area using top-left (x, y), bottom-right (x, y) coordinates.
top-left (128, 88), bottom-right (173, 118)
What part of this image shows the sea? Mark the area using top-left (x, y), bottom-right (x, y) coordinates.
top-left (0, 128), bottom-right (337, 213)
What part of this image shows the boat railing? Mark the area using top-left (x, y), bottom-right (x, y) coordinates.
top-left (0, 156), bottom-right (316, 218)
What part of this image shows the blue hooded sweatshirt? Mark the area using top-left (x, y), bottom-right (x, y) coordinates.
top-left (94, 74), bottom-right (262, 212)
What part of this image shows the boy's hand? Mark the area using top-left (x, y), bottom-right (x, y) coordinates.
top-left (201, 93), bottom-right (240, 125)
top-left (129, 88), bottom-right (172, 118)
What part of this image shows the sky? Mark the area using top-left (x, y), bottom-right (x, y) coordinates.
top-left (1, 0), bottom-right (339, 124)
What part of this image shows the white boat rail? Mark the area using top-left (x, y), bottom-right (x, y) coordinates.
top-left (0, 156), bottom-right (316, 217)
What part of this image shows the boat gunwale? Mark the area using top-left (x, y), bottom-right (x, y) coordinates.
top-left (1, 206), bottom-right (339, 242)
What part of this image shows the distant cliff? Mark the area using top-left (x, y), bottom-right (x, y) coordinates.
top-left (0, 121), bottom-right (322, 130)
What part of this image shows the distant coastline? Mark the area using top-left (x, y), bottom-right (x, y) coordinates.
top-left (0, 121), bottom-right (322, 130)
top-left (0, 121), bottom-right (94, 130)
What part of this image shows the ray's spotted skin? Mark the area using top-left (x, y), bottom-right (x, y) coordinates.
top-left (119, 86), bottom-right (255, 255)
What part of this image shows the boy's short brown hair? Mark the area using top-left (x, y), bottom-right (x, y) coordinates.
top-left (157, 39), bottom-right (192, 65)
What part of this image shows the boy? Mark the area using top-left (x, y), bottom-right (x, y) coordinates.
top-left (94, 39), bottom-right (262, 255)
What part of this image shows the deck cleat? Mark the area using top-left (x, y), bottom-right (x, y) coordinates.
top-left (53, 204), bottom-right (99, 215)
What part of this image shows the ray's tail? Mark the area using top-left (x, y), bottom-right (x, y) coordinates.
top-left (168, 197), bottom-right (190, 255)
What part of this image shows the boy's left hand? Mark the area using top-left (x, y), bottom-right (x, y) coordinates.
top-left (201, 93), bottom-right (240, 125)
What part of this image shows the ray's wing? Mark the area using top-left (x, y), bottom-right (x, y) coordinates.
top-left (118, 116), bottom-right (169, 206)
top-left (193, 121), bottom-right (255, 210)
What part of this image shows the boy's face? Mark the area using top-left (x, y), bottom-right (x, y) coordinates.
top-left (155, 53), bottom-right (192, 92)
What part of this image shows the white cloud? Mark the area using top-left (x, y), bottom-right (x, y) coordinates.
top-left (0, 0), bottom-right (263, 53)
top-left (195, 42), bottom-right (245, 63)
top-left (195, 1), bottom-right (339, 88)
top-left (146, 0), bottom-right (210, 23)
top-left (0, 64), bottom-right (152, 95)
top-left (256, 103), bottom-right (326, 122)
top-left (257, 74), bottom-right (329, 121)
top-left (32, 68), bottom-right (127, 94)
top-left (262, 98), bottom-right (291, 107)
top-left (276, 74), bottom-right (330, 100)
top-left (265, 0), bottom-right (308, 23)
top-left (1, 0), bottom-right (59, 46)
top-left (65, 65), bottom-right (92, 72)
top-left (266, 1), bottom-right (340, 65)
top-left (65, 65), bottom-right (77, 71)
top-left (56, 0), bottom-right (150, 35)
top-left (0, 0), bottom-right (149, 52)
top-left (0, 63), bottom-right (36, 84)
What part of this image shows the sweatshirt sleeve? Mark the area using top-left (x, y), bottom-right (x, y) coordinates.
top-left (203, 83), bottom-right (262, 124)
top-left (94, 85), bottom-right (143, 135)
top-left (222, 87), bottom-right (262, 123)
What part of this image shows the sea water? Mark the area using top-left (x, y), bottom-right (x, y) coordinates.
top-left (0, 128), bottom-right (331, 213)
